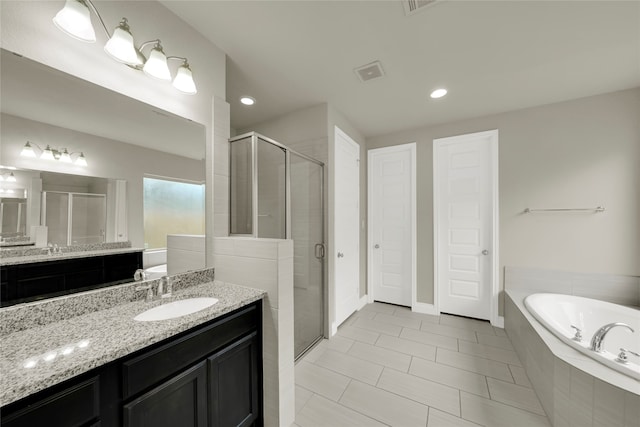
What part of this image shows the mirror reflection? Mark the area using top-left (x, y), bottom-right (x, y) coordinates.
top-left (0, 48), bottom-right (207, 289)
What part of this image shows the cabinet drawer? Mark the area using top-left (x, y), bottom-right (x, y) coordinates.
top-left (1, 376), bottom-right (100, 427)
top-left (16, 260), bottom-right (66, 280)
top-left (123, 303), bottom-right (258, 399)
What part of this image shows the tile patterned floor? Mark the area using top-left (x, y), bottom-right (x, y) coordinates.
top-left (294, 302), bottom-right (551, 427)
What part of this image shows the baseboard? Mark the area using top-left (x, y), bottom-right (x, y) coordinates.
top-left (411, 302), bottom-right (438, 315)
top-left (330, 322), bottom-right (338, 337)
top-left (492, 315), bottom-right (505, 328)
top-left (358, 295), bottom-right (368, 310)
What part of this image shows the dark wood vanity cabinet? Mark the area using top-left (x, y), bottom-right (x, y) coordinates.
top-left (0, 301), bottom-right (263, 427)
top-left (0, 376), bottom-right (101, 427)
top-left (1, 251), bottom-right (142, 306)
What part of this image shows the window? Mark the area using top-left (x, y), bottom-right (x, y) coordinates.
top-left (143, 177), bottom-right (205, 250)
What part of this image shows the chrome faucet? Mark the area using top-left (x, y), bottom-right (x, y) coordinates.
top-left (159, 276), bottom-right (173, 299)
top-left (589, 322), bottom-right (635, 353)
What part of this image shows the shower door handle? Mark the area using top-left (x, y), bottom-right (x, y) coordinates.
top-left (314, 243), bottom-right (325, 259)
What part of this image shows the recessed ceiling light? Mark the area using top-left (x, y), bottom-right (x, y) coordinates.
top-left (240, 96), bottom-right (255, 106)
top-left (430, 88), bottom-right (447, 99)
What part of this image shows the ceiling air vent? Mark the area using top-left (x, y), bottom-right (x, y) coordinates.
top-left (403, 0), bottom-right (439, 16)
top-left (354, 61), bottom-right (385, 83)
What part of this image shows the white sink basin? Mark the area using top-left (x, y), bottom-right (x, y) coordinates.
top-left (134, 297), bottom-right (219, 322)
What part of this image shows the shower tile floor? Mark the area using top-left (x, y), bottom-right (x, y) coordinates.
top-left (294, 302), bottom-right (550, 427)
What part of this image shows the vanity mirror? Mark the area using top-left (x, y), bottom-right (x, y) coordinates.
top-left (0, 48), bottom-right (207, 294)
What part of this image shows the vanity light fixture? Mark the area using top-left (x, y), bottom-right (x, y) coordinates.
top-left (104, 18), bottom-right (142, 66)
top-left (142, 41), bottom-right (171, 81)
top-left (53, 0), bottom-right (197, 94)
top-left (0, 172), bottom-right (17, 182)
top-left (53, 0), bottom-right (96, 42)
top-left (20, 141), bottom-right (88, 166)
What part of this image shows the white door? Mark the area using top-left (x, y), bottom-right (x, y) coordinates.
top-left (369, 144), bottom-right (416, 307)
top-left (334, 127), bottom-right (360, 327)
top-left (434, 130), bottom-right (497, 321)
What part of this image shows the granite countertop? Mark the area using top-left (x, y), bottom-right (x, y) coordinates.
top-left (0, 247), bottom-right (144, 266)
top-left (0, 280), bottom-right (265, 406)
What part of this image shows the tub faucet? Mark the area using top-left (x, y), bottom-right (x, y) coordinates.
top-left (589, 322), bottom-right (635, 353)
top-left (134, 269), bottom-right (147, 281)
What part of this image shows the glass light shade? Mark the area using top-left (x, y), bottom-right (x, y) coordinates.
top-left (104, 21), bottom-right (142, 66)
top-left (172, 64), bottom-right (197, 94)
top-left (21, 143), bottom-right (37, 158)
top-left (59, 149), bottom-right (73, 163)
top-left (41, 146), bottom-right (55, 161)
top-left (53, 0), bottom-right (96, 43)
top-left (75, 153), bottom-right (88, 167)
top-left (7, 173), bottom-right (16, 183)
top-left (143, 47), bottom-right (171, 81)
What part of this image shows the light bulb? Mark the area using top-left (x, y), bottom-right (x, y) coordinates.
top-left (60, 149), bottom-right (72, 163)
top-left (75, 153), bottom-right (88, 167)
top-left (143, 44), bottom-right (171, 81)
top-left (53, 0), bottom-right (96, 43)
top-left (21, 142), bottom-right (36, 158)
top-left (41, 146), bottom-right (55, 161)
top-left (240, 96), bottom-right (256, 106)
top-left (7, 173), bottom-right (16, 183)
top-left (173, 62), bottom-right (197, 94)
top-left (104, 19), bottom-right (142, 66)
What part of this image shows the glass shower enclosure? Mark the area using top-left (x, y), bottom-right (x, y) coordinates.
top-left (229, 132), bottom-right (325, 359)
top-left (42, 191), bottom-right (106, 246)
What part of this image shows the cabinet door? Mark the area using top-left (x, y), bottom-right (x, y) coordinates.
top-left (124, 361), bottom-right (208, 427)
top-left (0, 376), bottom-right (100, 427)
top-left (208, 332), bottom-right (260, 427)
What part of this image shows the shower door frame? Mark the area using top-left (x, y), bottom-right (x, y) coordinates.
top-left (229, 132), bottom-right (327, 357)
top-left (228, 132), bottom-right (325, 241)
top-left (42, 191), bottom-right (107, 246)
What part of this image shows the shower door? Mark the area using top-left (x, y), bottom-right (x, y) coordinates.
top-left (229, 132), bottom-right (325, 359)
top-left (291, 153), bottom-right (324, 358)
top-left (43, 191), bottom-right (106, 246)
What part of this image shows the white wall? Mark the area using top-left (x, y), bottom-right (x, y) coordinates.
top-left (1, 113), bottom-right (205, 248)
top-left (367, 88), bottom-right (640, 313)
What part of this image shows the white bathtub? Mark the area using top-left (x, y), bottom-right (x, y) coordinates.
top-left (525, 293), bottom-right (640, 380)
top-left (144, 264), bottom-right (167, 280)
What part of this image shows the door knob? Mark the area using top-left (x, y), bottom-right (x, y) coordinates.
top-left (374, 244), bottom-right (380, 249)
top-left (482, 249), bottom-right (489, 256)
top-left (337, 252), bottom-right (344, 258)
